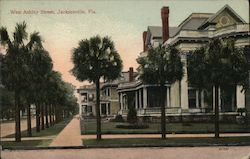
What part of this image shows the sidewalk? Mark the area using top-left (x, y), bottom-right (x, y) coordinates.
top-left (50, 116), bottom-right (82, 146)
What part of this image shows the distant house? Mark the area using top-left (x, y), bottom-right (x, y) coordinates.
top-left (117, 4), bottom-right (250, 119)
top-left (77, 69), bottom-right (138, 117)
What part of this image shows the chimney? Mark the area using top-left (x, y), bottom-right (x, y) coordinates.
top-left (161, 6), bottom-right (169, 43)
top-left (143, 31), bottom-right (147, 52)
top-left (129, 67), bottom-right (134, 82)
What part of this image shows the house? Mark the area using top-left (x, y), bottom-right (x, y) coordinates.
top-left (77, 68), bottom-right (138, 117)
top-left (117, 5), bottom-right (250, 121)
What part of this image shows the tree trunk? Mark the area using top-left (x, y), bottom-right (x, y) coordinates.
top-left (160, 84), bottom-right (166, 139)
top-left (49, 105), bottom-right (52, 126)
top-left (45, 105), bottom-right (49, 128)
top-left (41, 104), bottom-right (45, 130)
top-left (52, 105), bottom-right (55, 125)
top-left (15, 91), bottom-right (21, 142)
top-left (54, 105), bottom-right (57, 123)
top-left (214, 85), bottom-right (220, 138)
top-left (36, 104), bottom-right (40, 132)
top-left (233, 85), bottom-right (237, 111)
top-left (27, 104), bottom-right (32, 137)
top-left (95, 78), bottom-right (102, 140)
top-left (54, 105), bottom-right (58, 123)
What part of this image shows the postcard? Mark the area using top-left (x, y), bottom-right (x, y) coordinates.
top-left (0, 0), bottom-right (249, 159)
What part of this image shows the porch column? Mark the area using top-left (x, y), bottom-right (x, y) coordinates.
top-left (123, 95), bottom-right (127, 110)
top-left (180, 54), bottom-right (189, 109)
top-left (100, 103), bottom-right (102, 115)
top-left (167, 87), bottom-right (170, 107)
top-left (106, 103), bottom-right (109, 115)
top-left (236, 85), bottom-right (245, 108)
top-left (201, 90), bottom-right (205, 108)
top-left (196, 90), bottom-right (199, 108)
top-left (143, 87), bottom-right (147, 108)
top-left (139, 89), bottom-right (142, 109)
top-left (135, 90), bottom-right (138, 109)
top-left (119, 93), bottom-right (123, 111)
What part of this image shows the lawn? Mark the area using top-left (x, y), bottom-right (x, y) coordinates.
top-left (1, 117), bottom-right (72, 148)
top-left (83, 136), bottom-right (250, 147)
top-left (1, 139), bottom-right (52, 148)
top-left (81, 120), bottom-right (250, 134)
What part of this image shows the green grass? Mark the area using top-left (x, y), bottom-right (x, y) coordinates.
top-left (81, 121), bottom-right (250, 134)
top-left (1, 139), bottom-right (52, 147)
top-left (4, 117), bottom-right (72, 138)
top-left (83, 136), bottom-right (250, 147)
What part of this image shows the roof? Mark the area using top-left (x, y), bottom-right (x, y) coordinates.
top-left (146, 4), bottom-right (246, 40)
top-left (181, 18), bottom-right (209, 30)
top-left (147, 26), bottom-right (180, 38)
top-left (178, 13), bottom-right (214, 28)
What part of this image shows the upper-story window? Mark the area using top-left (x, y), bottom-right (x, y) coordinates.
top-left (103, 88), bottom-right (111, 96)
top-left (107, 88), bottom-right (110, 96)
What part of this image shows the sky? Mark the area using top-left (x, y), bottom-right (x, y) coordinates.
top-left (0, 0), bottom-right (249, 88)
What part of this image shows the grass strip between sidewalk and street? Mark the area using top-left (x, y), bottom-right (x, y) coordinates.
top-left (82, 136), bottom-right (250, 147)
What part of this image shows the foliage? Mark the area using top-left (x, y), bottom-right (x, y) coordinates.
top-left (0, 21), bottom-right (78, 141)
top-left (237, 108), bottom-right (247, 116)
top-left (112, 115), bottom-right (124, 122)
top-left (127, 107), bottom-right (137, 124)
top-left (0, 87), bottom-right (15, 120)
top-left (116, 123), bottom-right (149, 129)
top-left (71, 35), bottom-right (123, 82)
top-left (137, 45), bottom-right (183, 85)
top-left (188, 39), bottom-right (249, 90)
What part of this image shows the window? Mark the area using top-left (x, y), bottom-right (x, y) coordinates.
top-left (188, 90), bottom-right (196, 108)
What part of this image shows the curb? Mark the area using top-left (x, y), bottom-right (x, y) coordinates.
top-left (2, 143), bottom-right (250, 150)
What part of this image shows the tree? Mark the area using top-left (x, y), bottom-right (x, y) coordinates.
top-left (28, 47), bottom-right (53, 133)
top-left (0, 87), bottom-right (15, 120)
top-left (187, 38), bottom-right (249, 138)
top-left (71, 35), bottom-right (122, 140)
top-left (137, 44), bottom-right (183, 139)
top-left (0, 22), bottom-right (43, 142)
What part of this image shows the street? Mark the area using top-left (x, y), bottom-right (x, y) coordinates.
top-left (0, 118), bottom-right (36, 138)
top-left (2, 146), bottom-right (250, 159)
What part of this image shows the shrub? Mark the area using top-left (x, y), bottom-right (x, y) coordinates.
top-left (116, 123), bottom-right (149, 129)
top-left (110, 115), bottom-right (124, 122)
top-left (127, 107), bottom-right (137, 123)
top-left (237, 108), bottom-right (247, 116)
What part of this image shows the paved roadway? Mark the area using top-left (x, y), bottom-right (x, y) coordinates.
top-left (2, 146), bottom-right (250, 159)
top-left (0, 118), bottom-right (36, 138)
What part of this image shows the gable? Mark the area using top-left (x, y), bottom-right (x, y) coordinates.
top-left (212, 9), bottom-right (243, 28)
top-left (198, 5), bottom-right (246, 30)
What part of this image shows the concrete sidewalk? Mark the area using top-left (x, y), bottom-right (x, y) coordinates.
top-left (50, 116), bottom-right (82, 146)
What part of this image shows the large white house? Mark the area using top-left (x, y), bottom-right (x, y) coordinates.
top-left (117, 5), bottom-right (250, 119)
